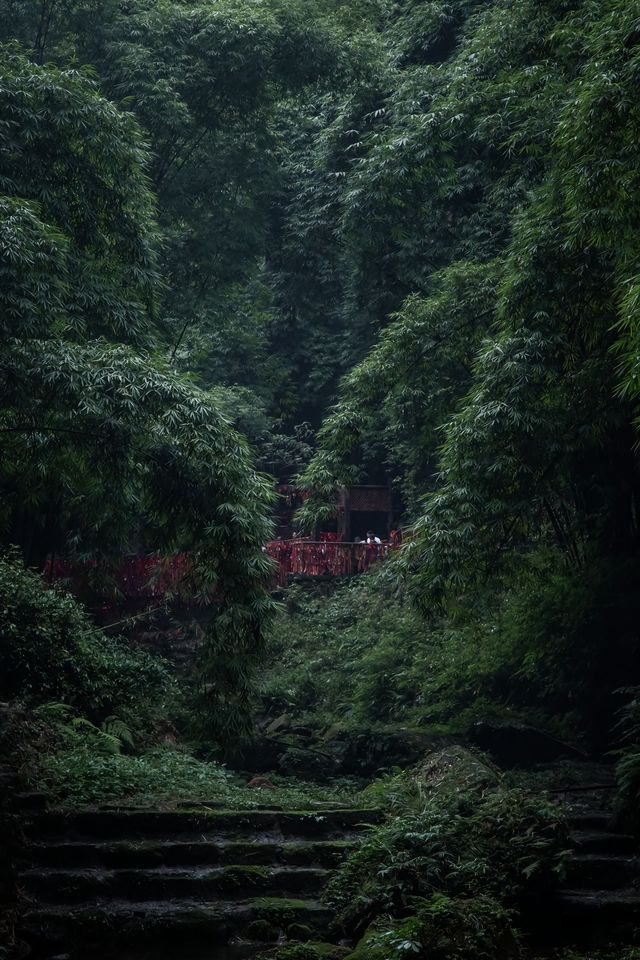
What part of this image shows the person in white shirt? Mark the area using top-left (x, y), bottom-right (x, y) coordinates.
top-left (366, 530), bottom-right (382, 545)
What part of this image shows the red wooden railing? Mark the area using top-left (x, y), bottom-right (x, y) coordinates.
top-left (265, 539), bottom-right (396, 588)
top-left (43, 553), bottom-right (198, 612)
top-left (43, 538), bottom-right (400, 608)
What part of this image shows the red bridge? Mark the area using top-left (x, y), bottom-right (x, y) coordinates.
top-left (43, 553), bottom-right (199, 617)
top-left (266, 538), bottom-right (398, 588)
top-left (43, 538), bottom-right (398, 611)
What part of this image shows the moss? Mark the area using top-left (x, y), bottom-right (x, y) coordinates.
top-left (311, 948), bottom-right (350, 959)
top-left (221, 865), bottom-right (270, 888)
top-left (345, 896), bottom-right (515, 960)
top-left (255, 898), bottom-right (310, 925)
top-left (414, 746), bottom-right (500, 794)
top-left (257, 945), bottom-right (350, 960)
top-left (284, 840), bottom-right (354, 867)
top-left (287, 922), bottom-right (313, 939)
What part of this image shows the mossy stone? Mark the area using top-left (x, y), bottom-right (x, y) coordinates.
top-left (256, 945), bottom-right (350, 960)
top-left (287, 922), bottom-right (313, 940)
top-left (256, 898), bottom-right (305, 924)
top-left (415, 745), bottom-right (499, 793)
top-left (222, 864), bottom-right (269, 886)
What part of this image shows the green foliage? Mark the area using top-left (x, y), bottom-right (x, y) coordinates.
top-left (264, 578), bottom-right (423, 727)
top-left (29, 742), bottom-right (230, 807)
top-left (0, 552), bottom-right (172, 722)
top-left (264, 552), bottom-right (632, 739)
top-left (19, 710), bottom-right (357, 807)
top-left (295, 0), bottom-right (640, 624)
top-left (321, 758), bottom-right (565, 960)
top-left (33, 704), bottom-right (136, 756)
top-left (0, 50), bottom-right (160, 344)
top-left (2, 0), bottom-right (640, 760)
top-left (0, 0), bottom-right (373, 425)
top-left (345, 894), bottom-right (512, 960)
top-left (0, 340), bottom-right (278, 742)
top-left (326, 777), bottom-right (565, 936)
top-left (0, 51), bottom-right (278, 745)
top-left (297, 260), bottom-right (499, 518)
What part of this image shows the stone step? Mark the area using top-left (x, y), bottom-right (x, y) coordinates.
top-left (19, 897), bottom-right (335, 950)
top-left (19, 865), bottom-right (330, 903)
top-left (0, 767), bottom-right (18, 794)
top-left (12, 791), bottom-right (47, 812)
top-left (554, 888), bottom-right (640, 913)
top-left (534, 887), bottom-right (640, 947)
top-left (551, 887), bottom-right (640, 939)
top-left (21, 837), bottom-right (356, 870)
top-left (572, 830), bottom-right (637, 854)
top-left (93, 942), bottom-right (349, 960)
top-left (567, 810), bottom-right (615, 831)
top-left (565, 854), bottom-right (640, 890)
top-left (27, 807), bottom-right (381, 841)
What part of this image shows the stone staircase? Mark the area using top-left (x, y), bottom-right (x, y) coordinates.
top-left (541, 779), bottom-right (640, 947)
top-left (17, 805), bottom-right (381, 958)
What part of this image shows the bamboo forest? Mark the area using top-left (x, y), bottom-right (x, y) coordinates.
top-left (2, 0), bottom-right (640, 958)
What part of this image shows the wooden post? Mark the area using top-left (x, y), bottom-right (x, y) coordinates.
top-left (338, 487), bottom-right (351, 541)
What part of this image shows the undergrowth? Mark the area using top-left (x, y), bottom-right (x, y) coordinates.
top-left (0, 552), bottom-right (176, 732)
top-left (324, 753), bottom-right (567, 960)
top-left (30, 747), bottom-right (357, 809)
top-left (12, 704), bottom-right (357, 808)
top-left (264, 551), bottom-right (639, 745)
top-left (533, 951), bottom-right (640, 960)
top-left (327, 776), bottom-right (566, 937)
top-left (345, 894), bottom-right (514, 960)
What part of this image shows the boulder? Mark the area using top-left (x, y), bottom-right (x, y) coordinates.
top-left (229, 734), bottom-right (341, 779)
top-left (469, 720), bottom-right (588, 768)
top-left (248, 776), bottom-right (277, 789)
top-left (415, 745), bottom-right (500, 792)
top-left (278, 746), bottom-right (339, 779)
top-left (289, 725), bottom-right (315, 740)
top-left (322, 726), bottom-right (453, 777)
top-left (266, 714), bottom-right (291, 736)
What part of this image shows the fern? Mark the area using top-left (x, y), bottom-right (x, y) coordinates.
top-left (33, 702), bottom-right (75, 721)
top-left (616, 752), bottom-right (640, 800)
top-left (101, 717), bottom-right (135, 750)
top-left (70, 718), bottom-right (122, 755)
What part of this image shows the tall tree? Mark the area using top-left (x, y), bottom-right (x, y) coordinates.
top-left (0, 52), bottom-right (276, 742)
top-left (299, 0), bottom-right (640, 605)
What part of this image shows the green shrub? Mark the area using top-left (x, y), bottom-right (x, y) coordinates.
top-left (263, 578), bottom-right (427, 727)
top-left (264, 551), bottom-right (638, 743)
top-left (327, 777), bottom-right (566, 936)
top-left (29, 742), bottom-right (231, 806)
top-left (346, 894), bottom-right (514, 960)
top-left (325, 760), bottom-right (565, 960)
top-left (17, 706), bottom-right (358, 808)
top-left (0, 552), bottom-right (173, 726)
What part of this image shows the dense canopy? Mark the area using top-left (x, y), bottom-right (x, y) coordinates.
top-left (0, 49), bottom-right (276, 741)
top-left (2, 0), bottom-right (640, 735)
top-left (3, 3), bottom-right (640, 960)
